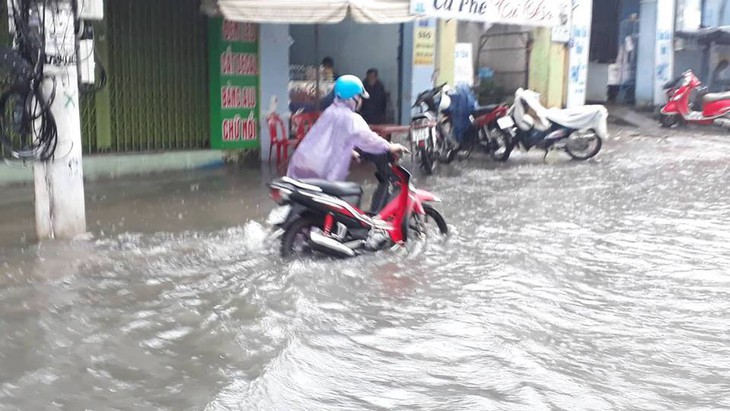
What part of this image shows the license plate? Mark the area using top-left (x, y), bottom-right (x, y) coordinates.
top-left (411, 128), bottom-right (430, 143)
top-left (266, 205), bottom-right (291, 225)
top-left (497, 116), bottom-right (515, 129)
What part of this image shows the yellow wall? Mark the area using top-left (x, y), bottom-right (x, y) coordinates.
top-left (528, 28), bottom-right (569, 108)
top-left (436, 20), bottom-right (457, 85)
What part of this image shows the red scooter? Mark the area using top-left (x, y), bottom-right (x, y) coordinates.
top-left (267, 155), bottom-right (448, 258)
top-left (660, 70), bottom-right (730, 129)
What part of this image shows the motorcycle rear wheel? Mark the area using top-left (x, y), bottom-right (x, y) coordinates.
top-left (565, 129), bottom-right (602, 160)
top-left (660, 113), bottom-right (681, 128)
top-left (281, 217), bottom-right (318, 258)
top-left (490, 128), bottom-right (513, 162)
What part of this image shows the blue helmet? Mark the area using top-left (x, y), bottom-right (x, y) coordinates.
top-left (334, 75), bottom-right (370, 100)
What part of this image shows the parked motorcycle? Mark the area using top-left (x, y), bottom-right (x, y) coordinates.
top-left (660, 70), bottom-right (730, 129)
top-left (460, 103), bottom-right (512, 161)
top-left (437, 84), bottom-right (512, 162)
top-left (266, 155), bottom-right (448, 258)
top-left (494, 88), bottom-right (607, 161)
top-left (410, 83), bottom-right (456, 174)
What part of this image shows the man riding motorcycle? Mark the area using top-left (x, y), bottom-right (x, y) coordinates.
top-left (286, 75), bottom-right (408, 213)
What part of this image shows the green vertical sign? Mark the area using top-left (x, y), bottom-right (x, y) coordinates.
top-left (209, 18), bottom-right (260, 150)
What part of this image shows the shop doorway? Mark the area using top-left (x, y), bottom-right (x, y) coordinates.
top-left (288, 20), bottom-right (402, 124)
top-left (472, 25), bottom-right (533, 105)
top-left (586, 0), bottom-right (639, 105)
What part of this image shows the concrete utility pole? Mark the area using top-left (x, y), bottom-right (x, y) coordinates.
top-left (33, 0), bottom-right (86, 239)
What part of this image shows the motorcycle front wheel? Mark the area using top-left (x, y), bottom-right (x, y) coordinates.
top-left (565, 129), bottom-right (602, 160)
top-left (442, 146), bottom-right (458, 164)
top-left (419, 146), bottom-right (437, 175)
top-left (410, 205), bottom-right (449, 237)
top-left (437, 126), bottom-right (458, 164)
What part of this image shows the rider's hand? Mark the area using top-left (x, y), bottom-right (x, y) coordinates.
top-left (351, 150), bottom-right (361, 163)
top-left (388, 143), bottom-right (410, 156)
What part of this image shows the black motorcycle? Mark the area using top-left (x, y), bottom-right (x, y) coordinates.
top-left (494, 89), bottom-right (607, 161)
top-left (410, 84), bottom-right (456, 174)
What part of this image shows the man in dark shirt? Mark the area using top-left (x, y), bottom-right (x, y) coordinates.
top-left (359, 68), bottom-right (388, 125)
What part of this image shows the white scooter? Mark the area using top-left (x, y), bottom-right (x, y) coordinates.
top-left (494, 88), bottom-right (608, 161)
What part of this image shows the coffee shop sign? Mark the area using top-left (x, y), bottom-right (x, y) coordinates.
top-left (411, 0), bottom-right (561, 26)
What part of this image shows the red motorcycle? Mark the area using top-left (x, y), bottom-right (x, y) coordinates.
top-left (660, 70), bottom-right (730, 129)
top-left (469, 103), bottom-right (512, 161)
top-left (442, 100), bottom-right (511, 161)
top-left (266, 155), bottom-right (448, 258)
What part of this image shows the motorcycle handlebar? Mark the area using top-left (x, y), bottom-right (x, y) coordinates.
top-left (357, 150), bottom-right (407, 167)
top-left (412, 83), bottom-right (449, 107)
top-left (663, 76), bottom-right (683, 90)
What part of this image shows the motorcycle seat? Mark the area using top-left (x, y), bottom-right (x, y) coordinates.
top-left (298, 179), bottom-right (363, 198)
top-left (472, 105), bottom-right (500, 117)
top-left (702, 91), bottom-right (730, 103)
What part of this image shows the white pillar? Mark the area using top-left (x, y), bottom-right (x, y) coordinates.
top-left (566, 0), bottom-right (592, 108)
top-left (653, 0), bottom-right (675, 105)
top-left (259, 23), bottom-right (290, 161)
top-left (34, 1), bottom-right (86, 239)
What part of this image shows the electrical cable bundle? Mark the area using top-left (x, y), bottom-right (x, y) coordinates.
top-left (0, 0), bottom-right (60, 161)
top-left (0, 0), bottom-right (109, 161)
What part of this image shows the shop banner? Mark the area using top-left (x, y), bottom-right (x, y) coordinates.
top-left (410, 18), bottom-right (438, 113)
top-left (653, 0), bottom-right (675, 105)
top-left (410, 0), bottom-right (562, 26)
top-left (209, 18), bottom-right (260, 150)
top-left (454, 43), bottom-right (474, 86)
top-left (414, 22), bottom-right (436, 66)
top-left (566, 0), bottom-right (592, 108)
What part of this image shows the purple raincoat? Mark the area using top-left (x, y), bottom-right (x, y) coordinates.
top-left (287, 99), bottom-right (390, 181)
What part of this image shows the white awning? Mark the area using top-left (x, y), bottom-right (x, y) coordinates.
top-left (350, 0), bottom-right (414, 24)
top-left (206, 0), bottom-right (414, 24)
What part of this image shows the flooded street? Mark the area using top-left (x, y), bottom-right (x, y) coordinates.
top-left (2, 129), bottom-right (730, 410)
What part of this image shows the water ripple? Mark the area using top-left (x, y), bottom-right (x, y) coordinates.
top-left (1, 134), bottom-right (730, 409)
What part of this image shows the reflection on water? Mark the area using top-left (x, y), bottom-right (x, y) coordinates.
top-left (1, 132), bottom-right (730, 410)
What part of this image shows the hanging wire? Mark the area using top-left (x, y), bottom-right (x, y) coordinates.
top-left (0, 0), bottom-right (105, 161)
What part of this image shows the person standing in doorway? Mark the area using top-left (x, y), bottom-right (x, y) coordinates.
top-left (616, 13), bottom-right (640, 104)
top-left (318, 57), bottom-right (339, 111)
top-left (359, 68), bottom-right (388, 125)
top-left (321, 57), bottom-right (338, 81)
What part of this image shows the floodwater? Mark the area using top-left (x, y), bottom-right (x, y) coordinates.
top-left (1, 129), bottom-right (730, 410)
